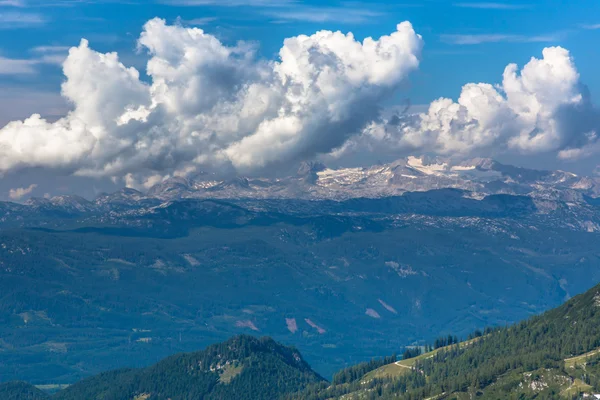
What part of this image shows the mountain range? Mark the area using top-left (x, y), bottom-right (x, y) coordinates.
top-left (2, 157), bottom-right (600, 386)
top-left (123, 156), bottom-right (600, 202)
top-left (3, 156), bottom-right (600, 234)
top-left (14, 156), bottom-right (600, 207)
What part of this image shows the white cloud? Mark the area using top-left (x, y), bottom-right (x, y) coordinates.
top-left (162, 0), bottom-right (380, 25)
top-left (441, 33), bottom-right (559, 45)
top-left (264, 7), bottom-right (382, 24)
top-left (0, 46), bottom-right (77, 76)
top-left (0, 18), bottom-right (423, 183)
top-left (4, 18), bottom-right (595, 183)
top-left (178, 16), bottom-right (218, 25)
top-left (159, 0), bottom-right (295, 6)
top-left (453, 2), bottom-right (531, 10)
top-left (0, 0), bottom-right (25, 6)
top-left (5, 0), bottom-right (120, 6)
top-left (582, 24), bottom-right (600, 30)
top-left (0, 11), bottom-right (45, 28)
top-left (31, 45), bottom-right (70, 52)
top-left (30, 45), bottom-right (70, 65)
top-left (224, 21), bottom-right (422, 169)
top-left (338, 46), bottom-right (600, 163)
top-left (0, 56), bottom-right (37, 74)
top-left (8, 183), bottom-right (37, 200)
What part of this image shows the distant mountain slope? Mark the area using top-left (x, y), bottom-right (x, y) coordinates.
top-left (3, 156), bottom-right (600, 213)
top-left (4, 158), bottom-right (600, 385)
top-left (136, 156), bottom-right (600, 202)
top-left (3, 188), bottom-right (600, 383)
top-left (294, 281), bottom-right (600, 399)
top-left (53, 335), bottom-right (323, 400)
top-left (0, 382), bottom-right (49, 400)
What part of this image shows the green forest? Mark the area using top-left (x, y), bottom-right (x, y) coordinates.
top-left (291, 282), bottom-right (600, 399)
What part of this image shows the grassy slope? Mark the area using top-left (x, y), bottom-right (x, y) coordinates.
top-left (564, 348), bottom-right (600, 369)
top-left (364, 338), bottom-right (483, 381)
top-left (331, 343), bottom-right (600, 400)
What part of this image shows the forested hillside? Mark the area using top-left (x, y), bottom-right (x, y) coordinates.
top-left (52, 335), bottom-right (323, 400)
top-left (0, 382), bottom-right (50, 400)
top-left (293, 281), bottom-right (600, 399)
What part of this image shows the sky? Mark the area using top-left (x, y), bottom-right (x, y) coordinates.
top-left (0, 0), bottom-right (600, 199)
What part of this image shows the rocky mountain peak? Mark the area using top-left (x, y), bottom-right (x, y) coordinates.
top-left (297, 161), bottom-right (327, 183)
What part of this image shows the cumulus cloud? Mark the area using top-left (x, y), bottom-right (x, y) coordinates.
top-left (337, 46), bottom-right (600, 164)
top-left (3, 18), bottom-right (596, 186)
top-left (0, 18), bottom-right (423, 183)
top-left (8, 183), bottom-right (37, 200)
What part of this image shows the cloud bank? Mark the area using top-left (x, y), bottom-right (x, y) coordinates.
top-left (0, 18), bottom-right (598, 188)
top-left (0, 18), bottom-right (423, 185)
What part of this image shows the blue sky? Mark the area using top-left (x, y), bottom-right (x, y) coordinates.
top-left (1, 0), bottom-right (599, 116)
top-left (0, 0), bottom-right (600, 112)
top-left (0, 0), bottom-right (600, 199)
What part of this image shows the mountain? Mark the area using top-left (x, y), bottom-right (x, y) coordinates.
top-left (0, 382), bottom-right (50, 400)
top-left (2, 156), bottom-right (600, 220)
top-left (139, 156), bottom-right (600, 202)
top-left (294, 280), bottom-right (600, 399)
top-left (26, 196), bottom-right (96, 215)
top-left (297, 161), bottom-right (327, 184)
top-left (3, 158), bottom-right (600, 385)
top-left (52, 335), bottom-right (323, 400)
